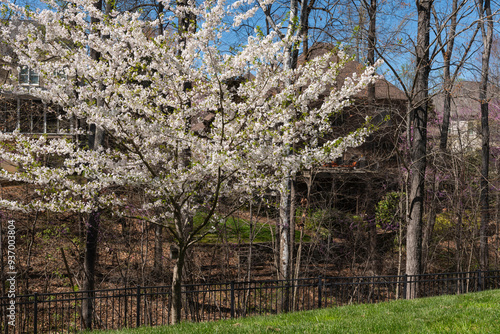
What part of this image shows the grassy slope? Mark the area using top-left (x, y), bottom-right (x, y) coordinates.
top-left (197, 215), bottom-right (311, 243)
top-left (104, 289), bottom-right (500, 334)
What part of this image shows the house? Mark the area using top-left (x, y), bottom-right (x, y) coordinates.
top-left (0, 20), bottom-right (77, 138)
top-left (432, 80), bottom-right (500, 153)
top-left (299, 43), bottom-right (406, 168)
top-left (0, 20), bottom-right (80, 172)
top-left (295, 43), bottom-right (407, 214)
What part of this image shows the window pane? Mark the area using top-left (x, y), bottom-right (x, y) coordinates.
top-left (19, 66), bottom-right (39, 85)
top-left (30, 70), bottom-right (39, 85)
top-left (19, 66), bottom-right (29, 84)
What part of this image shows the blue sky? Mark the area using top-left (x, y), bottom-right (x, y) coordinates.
top-left (9, 0), bottom-right (492, 91)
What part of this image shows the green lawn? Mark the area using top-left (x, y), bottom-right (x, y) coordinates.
top-left (103, 289), bottom-right (500, 333)
top-left (198, 214), bottom-right (311, 243)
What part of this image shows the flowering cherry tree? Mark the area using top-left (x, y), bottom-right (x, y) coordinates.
top-left (0, 0), bottom-right (379, 323)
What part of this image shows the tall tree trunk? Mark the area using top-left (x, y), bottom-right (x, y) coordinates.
top-left (170, 246), bottom-right (186, 324)
top-left (278, 0), bottom-right (298, 313)
top-left (355, 6), bottom-right (365, 63)
top-left (455, 207), bottom-right (463, 272)
top-left (153, 0), bottom-right (165, 278)
top-left (366, 0), bottom-right (377, 274)
top-left (406, 0), bottom-right (432, 299)
top-left (478, 0), bottom-right (493, 272)
top-left (422, 169), bottom-right (437, 272)
top-left (82, 0), bottom-right (105, 328)
top-left (82, 211), bottom-right (100, 329)
top-left (168, 1), bottom-right (196, 323)
top-left (496, 164), bottom-right (500, 269)
top-left (439, 0), bottom-right (458, 152)
top-left (279, 177), bottom-right (291, 311)
top-left (288, 177), bottom-right (296, 281)
top-left (299, 0), bottom-right (313, 61)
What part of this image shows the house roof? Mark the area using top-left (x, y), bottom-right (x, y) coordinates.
top-left (433, 80), bottom-right (500, 121)
top-left (298, 43), bottom-right (407, 102)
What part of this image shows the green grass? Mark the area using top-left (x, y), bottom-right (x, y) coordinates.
top-left (103, 289), bottom-right (500, 333)
top-left (197, 214), bottom-right (311, 244)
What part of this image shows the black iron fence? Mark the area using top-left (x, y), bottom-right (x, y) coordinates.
top-left (1, 270), bottom-right (499, 333)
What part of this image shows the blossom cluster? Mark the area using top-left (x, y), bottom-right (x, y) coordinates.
top-left (0, 0), bottom-right (379, 228)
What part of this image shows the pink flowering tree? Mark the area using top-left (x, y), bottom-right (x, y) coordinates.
top-left (0, 0), bottom-right (379, 323)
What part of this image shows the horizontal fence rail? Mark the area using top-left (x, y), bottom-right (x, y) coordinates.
top-left (1, 270), bottom-right (499, 333)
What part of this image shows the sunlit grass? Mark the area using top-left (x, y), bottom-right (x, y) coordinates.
top-left (196, 213), bottom-right (311, 243)
top-left (103, 289), bottom-right (500, 333)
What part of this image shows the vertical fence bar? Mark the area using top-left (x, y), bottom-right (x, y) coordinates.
top-left (7, 271), bottom-right (500, 332)
top-left (318, 277), bottom-right (322, 309)
top-left (136, 286), bottom-right (141, 328)
top-left (33, 293), bottom-right (38, 334)
top-left (230, 282), bottom-right (235, 319)
top-left (403, 274), bottom-right (407, 300)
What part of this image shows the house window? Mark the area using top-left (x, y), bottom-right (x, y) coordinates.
top-left (467, 121), bottom-right (477, 136)
top-left (19, 66), bottom-right (39, 86)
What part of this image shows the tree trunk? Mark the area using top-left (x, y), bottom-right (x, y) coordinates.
top-left (406, 0), bottom-right (432, 299)
top-left (279, 178), bottom-right (291, 312)
top-left (367, 0), bottom-right (377, 275)
top-left (455, 208), bottom-right (463, 272)
top-left (82, 211), bottom-right (99, 329)
top-left (496, 164), bottom-right (500, 269)
top-left (170, 246), bottom-right (186, 324)
top-left (439, 0), bottom-right (458, 152)
top-left (82, 123), bottom-right (104, 329)
top-left (367, 0), bottom-right (377, 100)
top-left (422, 169), bottom-right (437, 272)
top-left (299, 0), bottom-right (312, 61)
top-left (439, 87), bottom-right (452, 151)
top-left (277, 0), bottom-right (298, 312)
top-left (289, 176), bottom-right (296, 279)
top-left (81, 0), bottom-right (105, 325)
top-left (154, 225), bottom-right (163, 275)
top-left (167, 1), bottom-right (196, 324)
top-left (478, 0), bottom-right (493, 272)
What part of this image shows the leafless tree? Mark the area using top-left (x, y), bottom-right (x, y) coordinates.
top-left (477, 0), bottom-right (494, 272)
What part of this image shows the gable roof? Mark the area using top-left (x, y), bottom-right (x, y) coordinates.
top-left (298, 43), bottom-right (407, 102)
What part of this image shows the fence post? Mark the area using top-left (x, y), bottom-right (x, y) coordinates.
top-left (136, 286), bottom-right (141, 328)
top-left (318, 277), bottom-right (322, 309)
top-left (484, 270), bottom-right (488, 291)
top-left (403, 274), bottom-right (408, 300)
top-left (33, 293), bottom-right (38, 334)
top-left (230, 281), bottom-right (235, 319)
top-left (477, 270), bottom-right (482, 292)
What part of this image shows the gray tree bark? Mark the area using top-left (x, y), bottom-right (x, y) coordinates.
top-left (478, 0), bottom-right (493, 272)
top-left (438, 0), bottom-right (457, 152)
top-left (169, 1), bottom-right (196, 323)
top-left (365, 0), bottom-right (377, 274)
top-left (278, 0), bottom-right (298, 313)
top-left (153, 1), bottom-right (166, 277)
top-left (406, 0), bottom-right (433, 299)
top-left (82, 0), bottom-right (106, 328)
top-left (170, 243), bottom-right (186, 324)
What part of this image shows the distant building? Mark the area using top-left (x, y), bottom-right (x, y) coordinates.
top-left (432, 80), bottom-right (500, 153)
top-left (296, 43), bottom-right (408, 213)
top-left (0, 20), bottom-right (76, 137)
